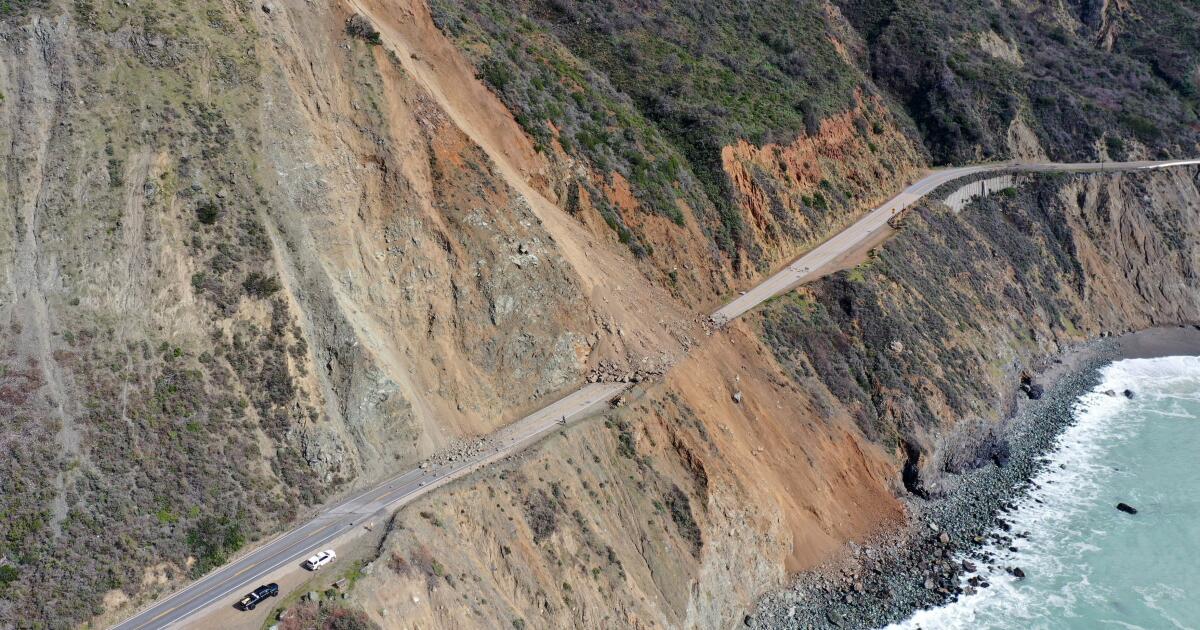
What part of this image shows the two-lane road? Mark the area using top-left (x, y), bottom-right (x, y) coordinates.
top-left (711, 158), bottom-right (1200, 322)
top-left (113, 157), bottom-right (1200, 629)
top-left (112, 383), bottom-right (628, 630)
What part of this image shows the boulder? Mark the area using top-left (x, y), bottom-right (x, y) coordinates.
top-left (1025, 383), bottom-right (1044, 400)
top-left (1116, 502), bottom-right (1138, 514)
top-left (1123, 389), bottom-right (1135, 399)
top-left (732, 391), bottom-right (743, 404)
top-left (1010, 567), bottom-right (1026, 579)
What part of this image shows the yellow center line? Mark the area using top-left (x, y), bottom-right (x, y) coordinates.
top-left (131, 521), bottom-right (342, 629)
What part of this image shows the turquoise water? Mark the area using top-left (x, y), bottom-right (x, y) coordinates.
top-left (896, 356), bottom-right (1200, 630)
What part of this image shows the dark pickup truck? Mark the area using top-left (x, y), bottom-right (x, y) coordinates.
top-left (236, 583), bottom-right (279, 611)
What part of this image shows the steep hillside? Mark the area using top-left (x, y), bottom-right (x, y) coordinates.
top-left (423, 0), bottom-right (928, 286)
top-left (761, 167), bottom-right (1200, 494)
top-left (0, 0), bottom-right (693, 625)
top-left (347, 326), bottom-right (903, 629)
top-left (0, 0), bottom-right (1198, 628)
top-left (344, 166), bottom-right (1200, 630)
top-left (836, 0), bottom-right (1200, 162)
top-left (419, 0), bottom-right (1199, 282)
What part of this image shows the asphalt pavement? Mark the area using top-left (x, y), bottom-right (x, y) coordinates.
top-left (112, 384), bottom-right (627, 630)
top-left (711, 158), bottom-right (1200, 322)
top-left (112, 157), bottom-right (1200, 629)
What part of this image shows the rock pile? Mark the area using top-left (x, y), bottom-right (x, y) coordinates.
top-left (586, 358), bottom-right (669, 384)
top-left (419, 437), bottom-right (498, 470)
top-left (704, 314), bottom-right (729, 334)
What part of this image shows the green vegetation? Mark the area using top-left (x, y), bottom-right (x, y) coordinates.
top-left (0, 565), bottom-right (18, 589)
top-left (1105, 135), bottom-right (1127, 160)
top-left (837, 0), bottom-right (1200, 162)
top-left (345, 14), bottom-right (381, 45)
top-left (242, 271), bottom-right (281, 297)
top-left (664, 485), bottom-right (701, 557)
top-left (429, 0), bottom-right (865, 266)
top-left (156, 506), bottom-right (178, 524)
top-left (196, 199), bottom-right (221, 225)
top-left (186, 516), bottom-right (245, 577)
top-left (0, 2), bottom-right (323, 626)
top-left (523, 487), bottom-right (561, 542)
top-left (0, 0), bottom-right (43, 17)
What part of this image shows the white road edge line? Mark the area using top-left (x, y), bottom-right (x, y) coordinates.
top-left (112, 158), bottom-right (1199, 629)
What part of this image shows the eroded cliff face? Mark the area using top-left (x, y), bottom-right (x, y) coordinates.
top-left (418, 0), bottom-right (932, 299)
top-left (0, 0), bottom-right (697, 625)
top-left (721, 95), bottom-right (924, 268)
top-left (763, 167), bottom-right (1200, 494)
top-left (348, 327), bottom-right (902, 630)
top-left (344, 167), bottom-right (1200, 629)
top-left (1, 0), bottom-right (1197, 627)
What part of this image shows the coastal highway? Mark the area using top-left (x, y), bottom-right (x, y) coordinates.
top-left (711, 158), bottom-right (1200, 322)
top-left (112, 157), bottom-right (1200, 629)
top-left (111, 383), bottom-right (628, 630)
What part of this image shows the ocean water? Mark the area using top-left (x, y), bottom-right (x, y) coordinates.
top-left (893, 356), bottom-right (1200, 630)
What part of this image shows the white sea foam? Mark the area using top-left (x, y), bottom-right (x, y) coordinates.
top-left (890, 356), bottom-right (1200, 630)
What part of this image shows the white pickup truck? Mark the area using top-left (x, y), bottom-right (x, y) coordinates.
top-left (302, 549), bottom-right (337, 571)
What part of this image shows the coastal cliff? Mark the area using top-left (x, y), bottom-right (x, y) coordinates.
top-left (0, 0), bottom-right (1197, 628)
top-left (343, 167), bottom-right (1200, 628)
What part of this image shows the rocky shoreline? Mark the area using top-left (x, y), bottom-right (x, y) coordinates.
top-left (750, 327), bottom-right (1200, 629)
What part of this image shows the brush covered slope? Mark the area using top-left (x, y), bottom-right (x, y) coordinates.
top-left (0, 0), bottom-right (692, 625)
top-left (338, 0), bottom-right (1200, 628)
top-left (0, 0), bottom-right (1198, 628)
top-left (344, 166), bottom-right (1200, 629)
top-left (424, 0), bottom-right (1198, 277)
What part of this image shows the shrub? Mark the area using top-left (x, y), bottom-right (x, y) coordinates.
top-left (186, 516), bottom-right (245, 577)
top-left (346, 14), bottom-right (381, 45)
top-left (242, 272), bottom-right (281, 297)
top-left (1105, 135), bottom-right (1126, 159)
top-left (665, 485), bottom-right (701, 557)
top-left (0, 565), bottom-right (18, 588)
top-left (479, 58), bottom-right (515, 91)
top-left (1119, 113), bottom-right (1160, 142)
top-left (523, 488), bottom-right (559, 542)
top-left (279, 602), bottom-right (381, 630)
top-left (387, 551), bottom-right (410, 574)
top-left (196, 200), bottom-right (221, 225)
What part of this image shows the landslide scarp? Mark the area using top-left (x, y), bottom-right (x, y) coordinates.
top-left (0, 0), bottom-right (693, 626)
top-left (0, 0), bottom-right (1198, 628)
